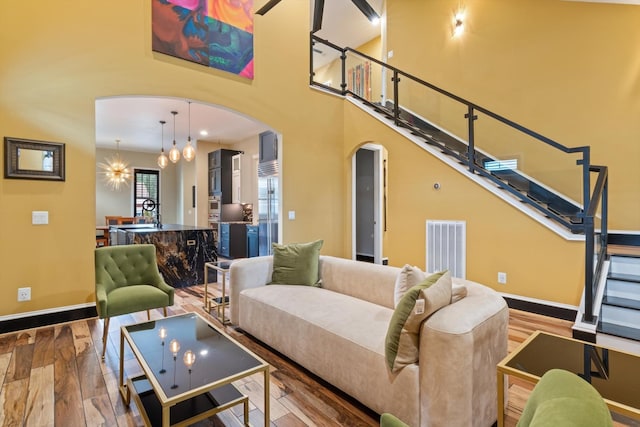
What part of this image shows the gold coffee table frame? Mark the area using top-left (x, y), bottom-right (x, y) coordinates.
top-left (119, 312), bottom-right (270, 427)
top-left (497, 330), bottom-right (640, 427)
top-left (204, 261), bottom-right (232, 324)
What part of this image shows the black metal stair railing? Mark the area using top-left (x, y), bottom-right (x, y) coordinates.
top-left (310, 34), bottom-right (608, 325)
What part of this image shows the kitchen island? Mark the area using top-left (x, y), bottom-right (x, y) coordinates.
top-left (110, 224), bottom-right (217, 288)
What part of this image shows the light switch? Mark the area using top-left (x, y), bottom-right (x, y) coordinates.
top-left (288, 210), bottom-right (296, 220)
top-left (32, 211), bottom-right (49, 225)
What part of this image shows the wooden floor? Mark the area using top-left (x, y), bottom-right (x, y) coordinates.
top-left (0, 284), bottom-right (635, 426)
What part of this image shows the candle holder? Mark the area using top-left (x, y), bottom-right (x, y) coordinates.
top-left (183, 350), bottom-right (196, 389)
top-left (158, 327), bottom-right (167, 374)
top-left (169, 339), bottom-right (180, 389)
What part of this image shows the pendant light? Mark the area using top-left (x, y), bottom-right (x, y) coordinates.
top-left (99, 139), bottom-right (131, 190)
top-left (182, 101), bottom-right (196, 162)
top-left (157, 120), bottom-right (168, 169)
top-left (169, 111), bottom-right (180, 163)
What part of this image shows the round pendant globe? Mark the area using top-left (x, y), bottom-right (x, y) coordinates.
top-left (183, 141), bottom-right (195, 162)
top-left (157, 152), bottom-right (168, 169)
top-left (169, 145), bottom-right (180, 163)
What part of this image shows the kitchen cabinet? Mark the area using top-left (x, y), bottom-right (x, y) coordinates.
top-left (259, 131), bottom-right (277, 164)
top-left (218, 222), bottom-right (247, 259)
top-left (219, 223), bottom-right (230, 257)
top-left (232, 153), bottom-right (242, 203)
top-left (208, 149), bottom-right (240, 202)
top-left (247, 225), bottom-right (258, 258)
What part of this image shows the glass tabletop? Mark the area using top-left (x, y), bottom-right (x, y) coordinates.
top-left (124, 313), bottom-right (264, 400)
top-left (504, 332), bottom-right (640, 408)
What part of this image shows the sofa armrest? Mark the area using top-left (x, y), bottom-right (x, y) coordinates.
top-left (418, 283), bottom-right (508, 427)
top-left (229, 256), bottom-right (273, 325)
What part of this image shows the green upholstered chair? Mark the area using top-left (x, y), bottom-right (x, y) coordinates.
top-left (380, 413), bottom-right (410, 427)
top-left (95, 244), bottom-right (174, 359)
top-left (517, 369), bottom-right (613, 427)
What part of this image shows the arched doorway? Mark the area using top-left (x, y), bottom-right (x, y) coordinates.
top-left (352, 143), bottom-right (385, 263)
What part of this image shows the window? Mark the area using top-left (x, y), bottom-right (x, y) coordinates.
top-left (134, 169), bottom-right (160, 218)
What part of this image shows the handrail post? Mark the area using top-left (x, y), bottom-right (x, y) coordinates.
top-left (601, 179), bottom-right (608, 249)
top-left (465, 106), bottom-right (478, 173)
top-left (309, 35), bottom-right (315, 86)
top-left (582, 148), bottom-right (591, 215)
top-left (340, 49), bottom-right (347, 95)
top-left (392, 70), bottom-right (400, 126)
top-left (584, 215), bottom-right (595, 324)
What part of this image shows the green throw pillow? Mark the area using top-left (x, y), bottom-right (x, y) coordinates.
top-left (385, 271), bottom-right (452, 373)
top-left (270, 240), bottom-right (323, 286)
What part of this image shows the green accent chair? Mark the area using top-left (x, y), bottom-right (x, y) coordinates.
top-left (380, 413), bottom-right (410, 427)
top-left (95, 244), bottom-right (174, 359)
top-left (517, 368), bottom-right (613, 427)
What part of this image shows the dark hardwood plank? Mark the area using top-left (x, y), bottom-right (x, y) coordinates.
top-left (53, 325), bottom-right (85, 427)
top-left (32, 328), bottom-right (55, 368)
top-left (83, 394), bottom-right (118, 427)
top-left (23, 365), bottom-right (54, 427)
top-left (0, 334), bottom-right (17, 355)
top-left (5, 342), bottom-right (35, 382)
top-left (0, 377), bottom-right (29, 426)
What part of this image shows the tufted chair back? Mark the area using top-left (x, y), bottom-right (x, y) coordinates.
top-left (94, 244), bottom-right (174, 358)
top-left (95, 244), bottom-right (174, 318)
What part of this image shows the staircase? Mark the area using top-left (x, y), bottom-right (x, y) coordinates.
top-left (372, 101), bottom-right (585, 232)
top-left (598, 244), bottom-right (640, 349)
top-left (309, 34), bottom-right (611, 342)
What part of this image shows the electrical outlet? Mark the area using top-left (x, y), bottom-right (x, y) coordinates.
top-left (497, 272), bottom-right (507, 284)
top-left (18, 287), bottom-right (31, 302)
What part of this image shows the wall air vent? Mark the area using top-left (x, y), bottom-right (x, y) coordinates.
top-left (426, 220), bottom-right (466, 279)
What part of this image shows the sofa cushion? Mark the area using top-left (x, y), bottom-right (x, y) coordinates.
top-left (394, 264), bottom-right (467, 307)
top-left (270, 239), bottom-right (323, 286)
top-left (386, 271), bottom-right (452, 373)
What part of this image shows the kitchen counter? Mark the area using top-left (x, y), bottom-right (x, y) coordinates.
top-left (110, 224), bottom-right (216, 287)
top-left (109, 223), bottom-right (212, 232)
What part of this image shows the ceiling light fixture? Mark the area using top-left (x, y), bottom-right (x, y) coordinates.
top-left (99, 139), bottom-right (131, 191)
top-left (169, 111), bottom-right (180, 164)
top-left (453, 11), bottom-right (465, 37)
top-left (258, 0), bottom-right (380, 31)
top-left (157, 120), bottom-right (168, 169)
top-left (351, 0), bottom-right (380, 24)
top-left (183, 101), bottom-right (196, 162)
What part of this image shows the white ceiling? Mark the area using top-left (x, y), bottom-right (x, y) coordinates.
top-left (95, 1), bottom-right (383, 153)
top-left (95, 96), bottom-right (270, 153)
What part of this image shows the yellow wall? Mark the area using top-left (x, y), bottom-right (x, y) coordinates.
top-left (2, 0), bottom-right (637, 318)
top-left (386, 0), bottom-right (640, 230)
top-left (0, 0), bottom-right (345, 316)
top-left (344, 102), bottom-right (585, 304)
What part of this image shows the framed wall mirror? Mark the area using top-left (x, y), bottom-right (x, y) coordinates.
top-left (4, 137), bottom-right (65, 181)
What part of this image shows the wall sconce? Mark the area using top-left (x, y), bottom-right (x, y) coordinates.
top-left (453, 11), bottom-right (465, 38)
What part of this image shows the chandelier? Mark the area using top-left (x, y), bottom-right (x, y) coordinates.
top-left (99, 139), bottom-right (131, 190)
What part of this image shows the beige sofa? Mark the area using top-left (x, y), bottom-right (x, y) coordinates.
top-left (230, 255), bottom-right (508, 426)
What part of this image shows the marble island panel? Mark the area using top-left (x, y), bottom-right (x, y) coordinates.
top-left (111, 224), bottom-right (217, 288)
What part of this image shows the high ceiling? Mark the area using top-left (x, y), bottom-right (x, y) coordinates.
top-left (95, 0), bottom-right (383, 153)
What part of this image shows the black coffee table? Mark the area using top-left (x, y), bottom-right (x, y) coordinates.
top-left (119, 312), bottom-right (270, 426)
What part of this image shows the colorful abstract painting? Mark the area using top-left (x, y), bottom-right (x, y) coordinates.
top-left (152, 0), bottom-right (254, 79)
